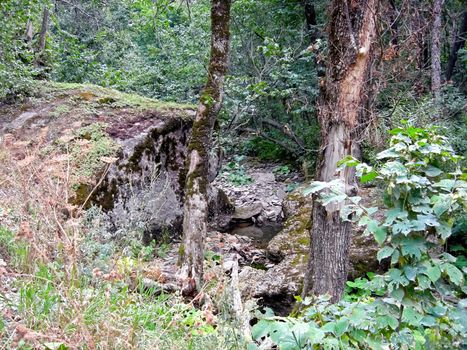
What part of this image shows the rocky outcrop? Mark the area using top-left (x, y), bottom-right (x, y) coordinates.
top-left (0, 82), bottom-right (195, 241)
top-left (92, 115), bottom-right (193, 241)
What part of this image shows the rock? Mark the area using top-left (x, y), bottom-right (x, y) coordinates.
top-left (0, 83), bottom-right (196, 242)
top-left (250, 172), bottom-right (275, 183)
top-left (96, 116), bottom-right (193, 241)
top-left (5, 111), bottom-right (39, 130)
top-left (232, 201), bottom-right (263, 220)
top-left (210, 160), bottom-right (299, 236)
top-left (239, 186), bottom-right (382, 314)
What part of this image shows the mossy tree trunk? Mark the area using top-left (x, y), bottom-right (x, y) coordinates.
top-left (179, 0), bottom-right (231, 291)
top-left (302, 0), bottom-right (378, 303)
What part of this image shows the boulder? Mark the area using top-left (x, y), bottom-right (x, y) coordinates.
top-left (0, 82), bottom-right (195, 242)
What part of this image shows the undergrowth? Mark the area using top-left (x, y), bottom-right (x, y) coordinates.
top-left (0, 133), bottom-right (247, 350)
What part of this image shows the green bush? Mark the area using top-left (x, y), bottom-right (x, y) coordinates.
top-left (252, 123), bottom-right (467, 349)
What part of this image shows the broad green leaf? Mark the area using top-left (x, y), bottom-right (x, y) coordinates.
top-left (400, 237), bottom-right (426, 259)
top-left (247, 343), bottom-right (259, 350)
top-left (391, 249), bottom-right (400, 265)
top-left (440, 252), bottom-right (457, 263)
top-left (251, 319), bottom-right (272, 340)
top-left (269, 321), bottom-right (290, 344)
top-left (436, 222), bottom-right (452, 240)
top-left (376, 148), bottom-right (400, 159)
top-left (425, 265), bottom-right (441, 283)
top-left (420, 315), bottom-right (436, 327)
top-left (424, 166), bottom-right (443, 177)
top-left (334, 318), bottom-right (349, 337)
top-left (281, 322), bottom-right (314, 349)
top-left (404, 266), bottom-right (417, 281)
top-left (417, 275), bottom-right (431, 289)
top-left (402, 306), bottom-right (423, 326)
top-left (367, 220), bottom-right (387, 245)
top-left (385, 208), bottom-right (408, 225)
top-left (429, 305), bottom-right (447, 317)
top-left (380, 161), bottom-right (407, 176)
top-left (433, 179), bottom-right (456, 191)
top-left (390, 287), bottom-right (405, 301)
top-left (337, 155), bottom-right (360, 168)
top-left (377, 247), bottom-right (394, 262)
top-left (433, 198), bottom-right (451, 216)
top-left (303, 181), bottom-right (329, 196)
top-left (444, 263), bottom-right (463, 286)
top-left (361, 170), bottom-right (378, 183)
top-left (321, 193), bottom-right (347, 206)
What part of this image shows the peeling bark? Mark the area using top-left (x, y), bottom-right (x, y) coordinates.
top-left (179, 0), bottom-right (231, 290)
top-left (303, 0), bottom-right (378, 303)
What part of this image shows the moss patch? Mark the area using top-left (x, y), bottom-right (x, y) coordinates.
top-left (40, 81), bottom-right (195, 111)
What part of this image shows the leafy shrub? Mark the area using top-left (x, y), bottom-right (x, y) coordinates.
top-left (222, 156), bottom-right (253, 186)
top-left (243, 137), bottom-right (289, 161)
top-left (252, 123), bottom-right (467, 349)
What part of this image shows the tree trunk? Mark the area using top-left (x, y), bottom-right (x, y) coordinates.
top-left (388, 0), bottom-right (398, 48)
top-left (431, 0), bottom-right (444, 99)
top-left (38, 8), bottom-right (49, 53)
top-left (303, 0), bottom-right (378, 303)
top-left (446, 11), bottom-right (467, 81)
top-left (303, 0), bottom-right (318, 43)
top-left (179, 0), bottom-right (231, 292)
top-left (410, 0), bottom-right (429, 94)
top-left (26, 20), bottom-right (33, 44)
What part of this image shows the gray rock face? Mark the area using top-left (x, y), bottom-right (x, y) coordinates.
top-left (91, 115), bottom-right (193, 241)
top-left (212, 166), bottom-right (290, 224)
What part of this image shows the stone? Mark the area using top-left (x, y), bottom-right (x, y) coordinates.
top-left (232, 201), bottom-right (263, 220)
top-left (239, 186), bottom-right (382, 314)
top-left (0, 83), bottom-right (196, 242)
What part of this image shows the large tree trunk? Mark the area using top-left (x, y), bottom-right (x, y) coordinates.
top-left (179, 0), bottom-right (231, 292)
top-left (38, 8), bottom-right (49, 53)
top-left (446, 11), bottom-right (467, 81)
top-left (431, 0), bottom-right (444, 99)
top-left (302, 0), bottom-right (378, 303)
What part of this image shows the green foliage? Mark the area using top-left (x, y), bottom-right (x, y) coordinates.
top-left (0, 221), bottom-right (242, 349)
top-left (222, 156), bottom-right (253, 186)
top-left (52, 0), bottom-right (209, 103)
top-left (243, 137), bottom-right (289, 161)
top-left (0, 0), bottom-right (49, 100)
top-left (252, 124), bottom-right (467, 349)
top-left (344, 273), bottom-right (384, 302)
top-left (274, 165), bottom-right (291, 176)
top-left (0, 226), bottom-right (30, 272)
